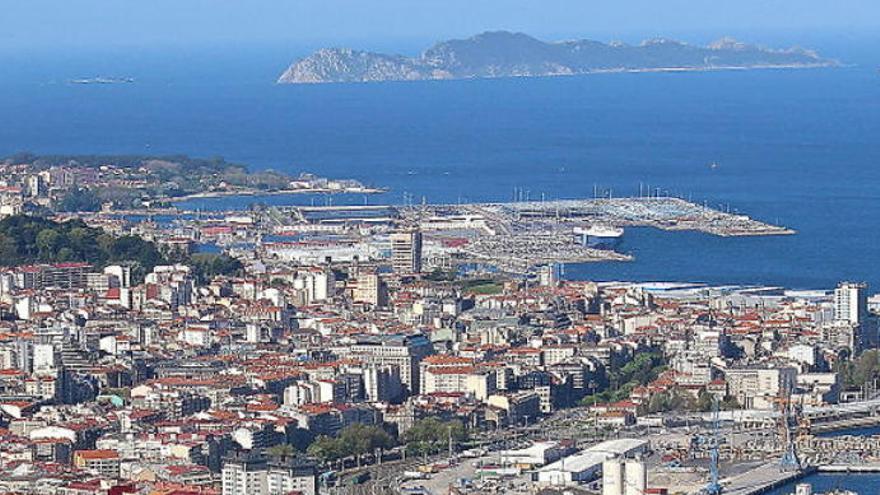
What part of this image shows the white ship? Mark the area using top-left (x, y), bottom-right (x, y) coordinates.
top-left (574, 225), bottom-right (624, 250)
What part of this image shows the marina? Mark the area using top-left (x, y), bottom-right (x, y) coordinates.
top-left (82, 196), bottom-right (792, 275)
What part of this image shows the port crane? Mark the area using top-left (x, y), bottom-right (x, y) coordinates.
top-left (703, 397), bottom-right (723, 495)
top-left (775, 391), bottom-right (803, 472)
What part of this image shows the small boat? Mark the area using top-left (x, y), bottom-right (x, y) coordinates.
top-left (69, 76), bottom-right (135, 84)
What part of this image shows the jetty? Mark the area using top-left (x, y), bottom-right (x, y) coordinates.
top-left (720, 463), bottom-right (815, 495)
top-left (819, 463), bottom-right (880, 472)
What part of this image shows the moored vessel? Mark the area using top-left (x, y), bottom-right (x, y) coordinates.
top-left (574, 225), bottom-right (624, 249)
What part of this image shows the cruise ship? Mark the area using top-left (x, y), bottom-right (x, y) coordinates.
top-left (574, 225), bottom-right (624, 250)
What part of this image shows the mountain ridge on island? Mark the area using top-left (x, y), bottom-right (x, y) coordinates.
top-left (277, 31), bottom-right (838, 84)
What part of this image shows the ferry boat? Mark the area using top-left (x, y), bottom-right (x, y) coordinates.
top-left (574, 225), bottom-right (624, 250)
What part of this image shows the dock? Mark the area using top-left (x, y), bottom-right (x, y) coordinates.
top-left (419, 197), bottom-right (792, 272)
top-left (719, 463), bottom-right (814, 495)
top-left (819, 464), bottom-right (880, 472)
top-left (481, 197), bottom-right (795, 237)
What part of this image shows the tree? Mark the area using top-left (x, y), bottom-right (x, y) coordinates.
top-left (36, 228), bottom-right (61, 259)
top-left (0, 215), bottom-right (166, 283)
top-left (838, 350), bottom-right (880, 389)
top-left (696, 390), bottom-right (715, 412)
top-left (341, 424), bottom-right (395, 456)
top-left (582, 351), bottom-right (667, 409)
top-left (95, 233), bottom-right (116, 256)
top-left (307, 435), bottom-right (341, 464)
top-left (68, 227), bottom-right (93, 253)
top-left (57, 247), bottom-right (75, 262)
top-left (267, 444), bottom-right (296, 457)
top-left (644, 389), bottom-right (693, 414)
top-left (305, 425), bottom-right (396, 467)
top-left (720, 396), bottom-right (742, 410)
top-left (59, 188), bottom-right (101, 212)
top-left (190, 253), bottom-right (244, 283)
top-left (0, 234), bottom-right (17, 263)
top-left (613, 352), bottom-right (665, 388)
top-left (404, 418), bottom-right (467, 456)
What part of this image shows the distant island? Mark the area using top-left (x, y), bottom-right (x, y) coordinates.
top-left (278, 31), bottom-right (838, 84)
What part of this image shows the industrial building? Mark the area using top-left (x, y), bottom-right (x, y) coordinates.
top-left (499, 440), bottom-right (572, 469)
top-left (535, 438), bottom-right (649, 486)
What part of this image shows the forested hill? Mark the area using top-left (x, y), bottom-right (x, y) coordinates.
top-left (0, 215), bottom-right (165, 276)
top-left (0, 215), bottom-right (243, 284)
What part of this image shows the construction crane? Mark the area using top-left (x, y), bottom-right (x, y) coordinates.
top-left (703, 397), bottom-right (722, 495)
top-left (775, 390), bottom-right (803, 472)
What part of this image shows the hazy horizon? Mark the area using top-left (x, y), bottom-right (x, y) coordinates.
top-left (3, 1), bottom-right (880, 86)
top-left (3, 0), bottom-right (880, 53)
top-left (3, 31), bottom-right (878, 86)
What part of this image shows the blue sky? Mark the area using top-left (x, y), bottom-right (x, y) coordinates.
top-left (3, 0), bottom-right (879, 53)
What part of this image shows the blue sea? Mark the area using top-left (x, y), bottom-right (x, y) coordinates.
top-left (1, 43), bottom-right (879, 295)
top-left (766, 473), bottom-right (880, 495)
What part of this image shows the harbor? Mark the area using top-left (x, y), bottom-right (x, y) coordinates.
top-left (83, 195), bottom-right (793, 276)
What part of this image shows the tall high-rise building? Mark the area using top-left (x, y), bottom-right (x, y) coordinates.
top-left (834, 282), bottom-right (868, 325)
top-left (346, 334), bottom-right (434, 395)
top-left (27, 175), bottom-right (43, 198)
top-left (222, 452), bottom-right (267, 495)
top-left (222, 452), bottom-right (317, 495)
top-left (353, 272), bottom-right (387, 306)
top-left (363, 364), bottom-right (402, 402)
top-left (266, 456), bottom-right (317, 495)
top-left (391, 230), bottom-right (422, 274)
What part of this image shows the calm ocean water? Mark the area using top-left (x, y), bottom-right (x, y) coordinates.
top-left (1, 47), bottom-right (880, 293)
top-left (765, 472), bottom-right (880, 495)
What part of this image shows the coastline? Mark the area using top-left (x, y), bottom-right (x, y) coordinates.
top-left (279, 62), bottom-right (840, 85)
top-left (172, 186), bottom-right (387, 201)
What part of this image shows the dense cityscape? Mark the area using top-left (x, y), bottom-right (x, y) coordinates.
top-left (0, 156), bottom-right (876, 495)
top-left (5, 0), bottom-right (880, 492)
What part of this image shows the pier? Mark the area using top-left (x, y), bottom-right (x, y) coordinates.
top-left (483, 197), bottom-right (794, 237)
top-left (719, 463), bottom-right (814, 495)
top-left (418, 197), bottom-right (792, 272)
top-left (819, 463), bottom-right (880, 472)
